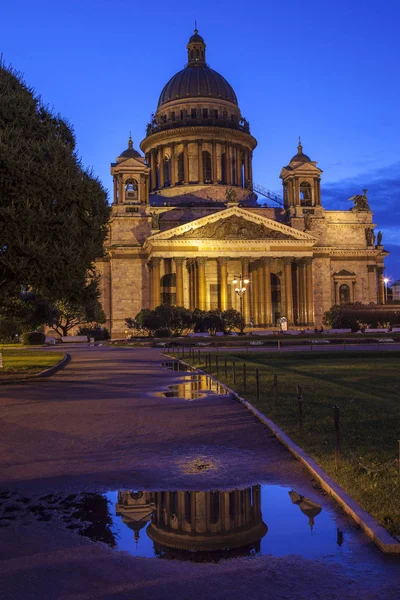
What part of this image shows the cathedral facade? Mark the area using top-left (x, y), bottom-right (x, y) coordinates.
top-left (97, 29), bottom-right (388, 338)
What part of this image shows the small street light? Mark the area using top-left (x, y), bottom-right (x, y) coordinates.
top-left (383, 277), bottom-right (390, 303)
top-left (232, 274), bottom-right (249, 333)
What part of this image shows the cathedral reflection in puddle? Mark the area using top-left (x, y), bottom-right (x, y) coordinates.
top-left (95, 484), bottom-right (350, 562)
top-left (116, 487), bottom-right (266, 561)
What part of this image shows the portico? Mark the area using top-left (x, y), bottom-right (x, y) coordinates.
top-left (145, 207), bottom-right (316, 326)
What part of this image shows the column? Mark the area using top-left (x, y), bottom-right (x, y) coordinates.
top-left (118, 174), bottom-right (124, 204)
top-left (244, 151), bottom-right (249, 187)
top-left (241, 258), bottom-right (250, 325)
top-left (377, 267), bottom-right (385, 304)
top-left (248, 151), bottom-right (253, 186)
top-left (297, 260), bottom-right (305, 324)
top-left (305, 258), bottom-right (314, 324)
top-left (226, 145), bottom-right (232, 185)
top-left (183, 142), bottom-right (189, 184)
top-left (284, 259), bottom-right (294, 324)
top-left (218, 258), bottom-right (228, 311)
top-left (170, 143), bottom-right (176, 186)
top-left (251, 262), bottom-right (259, 325)
top-left (193, 262), bottom-right (198, 308)
top-left (236, 147), bottom-right (241, 186)
top-left (198, 141), bottom-right (203, 183)
top-left (158, 147), bottom-right (165, 188)
top-left (263, 259), bottom-right (272, 325)
top-left (198, 258), bottom-right (207, 310)
top-left (113, 176), bottom-right (117, 204)
top-left (212, 141), bottom-right (217, 183)
top-left (151, 257), bottom-right (161, 308)
top-left (150, 151), bottom-right (157, 190)
top-left (175, 258), bottom-right (184, 306)
top-left (148, 261), bottom-right (153, 309)
top-left (367, 265), bottom-right (377, 303)
top-left (301, 260), bottom-right (308, 324)
top-left (258, 260), bottom-right (265, 325)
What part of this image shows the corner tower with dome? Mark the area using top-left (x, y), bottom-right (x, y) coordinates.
top-left (97, 29), bottom-right (388, 338)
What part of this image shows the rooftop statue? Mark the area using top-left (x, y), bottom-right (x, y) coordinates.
top-left (225, 187), bottom-right (237, 204)
top-left (349, 189), bottom-right (371, 211)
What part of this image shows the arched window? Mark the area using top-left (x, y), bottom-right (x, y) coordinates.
top-left (163, 157), bottom-right (170, 187)
top-left (177, 153), bottom-right (184, 184)
top-left (339, 284), bottom-right (350, 304)
top-left (190, 50), bottom-right (194, 59)
top-left (124, 179), bottom-right (139, 202)
top-left (202, 150), bottom-right (212, 183)
top-left (300, 181), bottom-right (312, 206)
top-left (220, 152), bottom-right (226, 184)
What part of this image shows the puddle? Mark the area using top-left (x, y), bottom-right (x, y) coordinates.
top-left (156, 373), bottom-right (229, 400)
top-left (105, 485), bottom-right (349, 562)
top-left (7, 484), bottom-right (362, 563)
top-left (161, 361), bottom-right (192, 372)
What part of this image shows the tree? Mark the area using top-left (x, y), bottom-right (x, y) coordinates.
top-left (126, 309), bottom-right (161, 337)
top-left (47, 278), bottom-right (105, 337)
top-left (222, 308), bottom-right (245, 333)
top-left (0, 61), bottom-right (110, 305)
top-left (126, 305), bottom-right (194, 337)
top-left (154, 304), bottom-right (193, 335)
top-left (203, 310), bottom-right (224, 336)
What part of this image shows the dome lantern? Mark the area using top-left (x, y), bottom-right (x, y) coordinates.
top-left (187, 27), bottom-right (206, 66)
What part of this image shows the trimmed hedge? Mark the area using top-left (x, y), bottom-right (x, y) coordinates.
top-left (20, 331), bottom-right (46, 345)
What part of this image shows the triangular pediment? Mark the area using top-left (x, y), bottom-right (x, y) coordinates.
top-left (147, 206), bottom-right (316, 243)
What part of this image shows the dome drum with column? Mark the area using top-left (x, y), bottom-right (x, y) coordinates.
top-left (140, 29), bottom-right (256, 196)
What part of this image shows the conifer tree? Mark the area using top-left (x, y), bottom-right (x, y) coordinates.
top-left (0, 61), bottom-right (110, 304)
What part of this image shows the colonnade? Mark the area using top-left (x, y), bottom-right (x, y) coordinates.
top-left (148, 256), bottom-right (315, 326)
top-left (150, 487), bottom-right (262, 535)
top-left (146, 141), bottom-right (253, 191)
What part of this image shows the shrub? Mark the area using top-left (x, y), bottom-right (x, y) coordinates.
top-left (154, 328), bottom-right (172, 338)
top-left (20, 331), bottom-right (46, 345)
top-left (78, 326), bottom-right (110, 341)
top-left (0, 319), bottom-right (20, 343)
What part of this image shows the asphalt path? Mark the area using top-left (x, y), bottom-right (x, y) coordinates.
top-left (0, 346), bottom-right (399, 599)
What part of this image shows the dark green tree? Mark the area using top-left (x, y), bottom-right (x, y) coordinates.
top-left (0, 61), bottom-right (110, 304)
top-left (221, 308), bottom-right (245, 333)
top-left (126, 309), bottom-right (161, 337)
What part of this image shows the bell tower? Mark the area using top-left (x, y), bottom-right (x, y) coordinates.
top-left (280, 140), bottom-right (323, 213)
top-left (111, 136), bottom-right (150, 208)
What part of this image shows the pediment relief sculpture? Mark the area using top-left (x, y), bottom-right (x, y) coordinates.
top-left (170, 215), bottom-right (291, 241)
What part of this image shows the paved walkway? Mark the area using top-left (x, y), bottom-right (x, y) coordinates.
top-left (0, 347), bottom-right (399, 599)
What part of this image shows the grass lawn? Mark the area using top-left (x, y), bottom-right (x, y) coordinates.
top-left (0, 350), bottom-right (64, 380)
top-left (180, 349), bottom-right (400, 537)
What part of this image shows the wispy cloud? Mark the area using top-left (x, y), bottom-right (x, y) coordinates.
top-left (322, 163), bottom-right (400, 275)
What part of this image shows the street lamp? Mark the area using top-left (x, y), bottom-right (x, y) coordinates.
top-left (383, 277), bottom-right (390, 303)
top-left (232, 274), bottom-right (249, 333)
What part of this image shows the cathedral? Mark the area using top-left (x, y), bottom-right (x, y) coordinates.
top-left (97, 29), bottom-right (388, 338)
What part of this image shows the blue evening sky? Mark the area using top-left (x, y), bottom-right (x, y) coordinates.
top-left (1, 0), bottom-right (399, 277)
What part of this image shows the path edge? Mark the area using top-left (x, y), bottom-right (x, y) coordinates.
top-left (166, 354), bottom-right (400, 554)
top-left (0, 353), bottom-right (70, 385)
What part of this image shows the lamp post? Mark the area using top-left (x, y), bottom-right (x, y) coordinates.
top-left (232, 274), bottom-right (249, 334)
top-left (383, 277), bottom-right (389, 303)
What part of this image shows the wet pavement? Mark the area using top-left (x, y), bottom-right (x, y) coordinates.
top-left (0, 346), bottom-right (399, 599)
